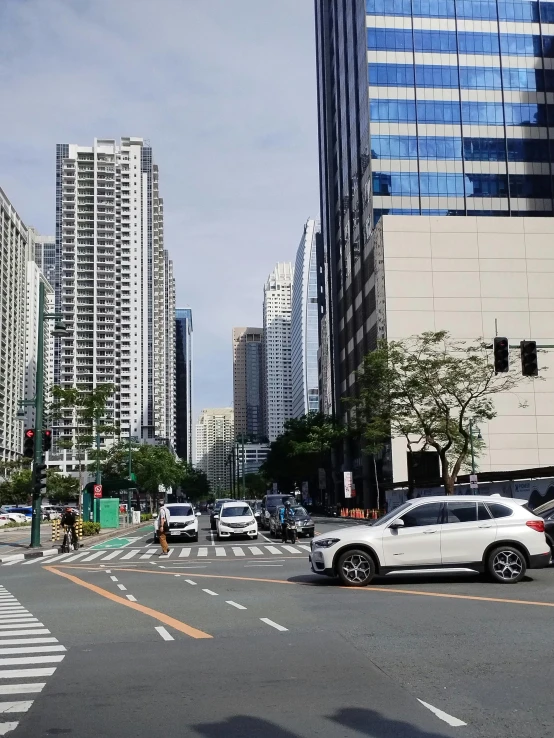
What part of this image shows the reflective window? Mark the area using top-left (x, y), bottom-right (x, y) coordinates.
top-left (366, 0), bottom-right (554, 21)
top-left (486, 502), bottom-right (513, 519)
top-left (372, 172), bottom-right (551, 198)
top-left (369, 99), bottom-right (553, 126)
top-left (370, 136), bottom-right (552, 163)
top-left (445, 502), bottom-right (477, 524)
top-left (400, 502), bottom-right (443, 527)
top-left (478, 503), bottom-right (492, 521)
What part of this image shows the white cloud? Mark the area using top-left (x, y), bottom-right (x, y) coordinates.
top-left (0, 0), bottom-right (319, 417)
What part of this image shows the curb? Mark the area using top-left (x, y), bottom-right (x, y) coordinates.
top-left (0, 549), bottom-right (60, 565)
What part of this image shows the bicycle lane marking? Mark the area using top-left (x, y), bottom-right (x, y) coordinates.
top-left (43, 567), bottom-right (212, 639)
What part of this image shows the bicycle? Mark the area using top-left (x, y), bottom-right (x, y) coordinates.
top-left (60, 525), bottom-right (79, 553)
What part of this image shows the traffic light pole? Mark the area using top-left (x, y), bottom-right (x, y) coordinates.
top-left (30, 282), bottom-right (45, 549)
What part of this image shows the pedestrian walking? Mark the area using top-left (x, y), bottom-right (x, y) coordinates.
top-left (157, 500), bottom-right (170, 556)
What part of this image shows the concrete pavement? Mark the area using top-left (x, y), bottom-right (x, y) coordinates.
top-left (0, 513), bottom-right (551, 737)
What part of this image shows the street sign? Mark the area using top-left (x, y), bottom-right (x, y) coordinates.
top-left (318, 467), bottom-right (326, 491)
top-left (344, 471), bottom-right (353, 499)
top-left (93, 484), bottom-right (103, 498)
top-left (469, 474), bottom-right (478, 490)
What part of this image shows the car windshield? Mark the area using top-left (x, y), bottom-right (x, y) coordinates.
top-left (372, 501), bottom-right (412, 526)
top-left (167, 506), bottom-right (193, 517)
top-left (214, 500), bottom-right (231, 511)
top-left (292, 506), bottom-right (308, 516)
top-left (221, 506), bottom-right (251, 517)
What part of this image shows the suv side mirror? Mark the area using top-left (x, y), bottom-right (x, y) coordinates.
top-left (213, 513), bottom-right (219, 519)
top-left (196, 512), bottom-right (202, 517)
top-left (389, 518), bottom-right (405, 530)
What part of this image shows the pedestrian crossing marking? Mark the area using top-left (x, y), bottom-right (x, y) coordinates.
top-left (264, 546), bottom-right (281, 555)
top-left (249, 547), bottom-right (263, 555)
top-left (179, 548), bottom-right (191, 558)
top-left (215, 548), bottom-right (226, 557)
top-left (232, 547), bottom-right (245, 557)
top-left (120, 550), bottom-right (138, 560)
top-left (198, 548), bottom-right (208, 557)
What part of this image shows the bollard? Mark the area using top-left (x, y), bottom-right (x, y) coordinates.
top-left (76, 517), bottom-right (83, 539)
top-left (52, 519), bottom-right (60, 542)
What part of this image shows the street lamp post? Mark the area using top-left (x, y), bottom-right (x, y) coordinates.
top-left (469, 419), bottom-right (476, 475)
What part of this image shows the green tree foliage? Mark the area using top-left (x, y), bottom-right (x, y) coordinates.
top-left (180, 463), bottom-right (210, 501)
top-left (243, 473), bottom-right (267, 499)
top-left (0, 470), bottom-right (33, 506)
top-left (349, 331), bottom-right (530, 494)
top-left (45, 470), bottom-right (79, 503)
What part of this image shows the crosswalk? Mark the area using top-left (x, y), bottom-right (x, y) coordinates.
top-left (0, 585), bottom-right (65, 735)
top-left (3, 543), bottom-right (312, 567)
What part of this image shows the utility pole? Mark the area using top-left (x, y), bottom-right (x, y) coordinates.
top-left (30, 283), bottom-right (45, 548)
top-left (241, 433), bottom-right (246, 500)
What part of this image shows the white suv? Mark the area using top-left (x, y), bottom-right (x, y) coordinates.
top-left (216, 502), bottom-right (258, 541)
top-left (309, 495), bottom-right (551, 586)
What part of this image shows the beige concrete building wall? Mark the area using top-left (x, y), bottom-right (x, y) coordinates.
top-left (374, 215), bottom-right (554, 482)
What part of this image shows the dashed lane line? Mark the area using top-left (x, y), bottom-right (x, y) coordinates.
top-left (226, 601), bottom-right (246, 610)
top-left (260, 618), bottom-right (288, 632)
top-left (155, 626), bottom-right (174, 641)
top-left (202, 589), bottom-right (218, 596)
top-left (185, 580), bottom-right (197, 585)
top-left (417, 699), bottom-right (467, 728)
top-left (126, 595), bottom-right (137, 602)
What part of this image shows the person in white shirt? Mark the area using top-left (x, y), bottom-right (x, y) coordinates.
top-left (157, 501), bottom-right (171, 555)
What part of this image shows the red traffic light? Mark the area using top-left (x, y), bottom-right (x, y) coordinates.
top-left (25, 429), bottom-right (35, 439)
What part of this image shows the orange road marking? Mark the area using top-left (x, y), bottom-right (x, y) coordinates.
top-left (53, 565), bottom-right (554, 609)
top-left (44, 566), bottom-right (212, 639)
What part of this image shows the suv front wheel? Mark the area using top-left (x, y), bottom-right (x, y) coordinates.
top-left (336, 549), bottom-right (375, 587)
top-left (487, 545), bottom-right (527, 584)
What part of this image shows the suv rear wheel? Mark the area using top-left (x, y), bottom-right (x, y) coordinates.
top-left (487, 545), bottom-right (526, 584)
top-left (336, 549), bottom-right (375, 587)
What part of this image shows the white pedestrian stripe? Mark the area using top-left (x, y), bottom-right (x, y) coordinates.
top-left (248, 547), bottom-right (263, 555)
top-left (0, 684), bottom-right (45, 695)
top-left (282, 545), bottom-right (301, 554)
top-left (101, 551), bottom-right (123, 561)
top-left (179, 548), bottom-right (191, 557)
top-left (80, 551), bottom-right (105, 562)
top-left (215, 548), bottom-right (226, 557)
top-left (0, 647), bottom-right (65, 655)
top-left (0, 701), bottom-right (33, 713)
top-left (0, 639), bottom-right (57, 646)
top-left (0, 668), bottom-right (56, 678)
top-left (0, 656), bottom-right (65, 666)
top-left (198, 548), bottom-right (208, 557)
top-left (298, 544), bottom-right (311, 552)
top-left (0, 722), bottom-right (18, 735)
top-left (417, 699), bottom-right (467, 727)
top-left (232, 547), bottom-right (245, 557)
top-left (264, 546), bottom-right (281, 555)
top-left (120, 550), bottom-right (138, 560)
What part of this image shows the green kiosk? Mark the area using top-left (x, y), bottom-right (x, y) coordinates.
top-left (82, 480), bottom-right (138, 528)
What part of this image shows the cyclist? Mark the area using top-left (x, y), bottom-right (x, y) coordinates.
top-left (60, 506), bottom-right (78, 551)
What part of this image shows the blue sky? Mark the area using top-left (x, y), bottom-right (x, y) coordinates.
top-left (0, 0), bottom-right (319, 419)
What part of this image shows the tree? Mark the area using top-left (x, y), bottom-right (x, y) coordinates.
top-left (45, 471), bottom-right (79, 503)
top-left (180, 463), bottom-right (210, 501)
top-left (349, 331), bottom-right (532, 494)
top-left (244, 473), bottom-right (267, 499)
top-left (0, 470), bottom-right (33, 506)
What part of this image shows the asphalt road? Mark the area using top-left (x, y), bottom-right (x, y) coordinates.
top-left (0, 524), bottom-right (53, 558)
top-left (0, 514), bottom-right (552, 737)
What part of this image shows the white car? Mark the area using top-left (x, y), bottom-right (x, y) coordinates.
top-left (0, 515), bottom-right (12, 526)
top-left (0, 512), bottom-right (27, 524)
top-left (153, 503), bottom-right (201, 543)
top-left (309, 495), bottom-right (551, 586)
top-left (216, 502), bottom-right (258, 541)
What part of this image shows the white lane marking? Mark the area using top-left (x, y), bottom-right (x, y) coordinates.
top-left (282, 545), bottom-right (301, 554)
top-left (232, 547), bottom-right (245, 557)
top-left (264, 546), bottom-right (281, 555)
top-left (139, 552), bottom-right (154, 560)
top-left (226, 601), bottom-right (247, 610)
top-left (260, 532), bottom-right (273, 542)
top-left (104, 570), bottom-right (111, 574)
top-left (0, 629), bottom-right (47, 636)
top-left (117, 584), bottom-right (127, 591)
top-left (209, 531), bottom-right (215, 544)
top-left (155, 626), bottom-right (174, 641)
top-left (248, 547), bottom-right (263, 555)
top-left (0, 684), bottom-right (45, 695)
top-left (417, 700), bottom-right (467, 727)
top-left (260, 618), bottom-right (288, 632)
top-left (146, 548), bottom-right (158, 554)
top-left (0, 621), bottom-right (39, 628)
top-left (0, 721), bottom-right (19, 734)
top-left (58, 552), bottom-right (89, 563)
top-left (245, 564), bottom-right (284, 567)
top-left (0, 656), bottom-right (65, 666)
top-left (179, 548), bottom-right (191, 558)
top-left (198, 548), bottom-right (208, 557)
top-left (121, 550), bottom-right (138, 560)
top-left (2, 562), bottom-right (20, 567)
top-left (0, 639), bottom-right (57, 646)
top-left (202, 589), bottom-right (218, 596)
top-left (100, 551), bottom-right (123, 561)
top-left (80, 551), bottom-right (105, 562)
top-left (0, 668), bottom-right (56, 678)
top-left (0, 646), bottom-right (65, 655)
top-left (126, 595), bottom-right (137, 602)
top-left (298, 544), bottom-right (311, 552)
top-left (21, 557), bottom-right (51, 565)
top-left (165, 549), bottom-right (174, 558)
top-left (110, 576), bottom-right (118, 582)
top-left (0, 610), bottom-right (28, 615)
top-left (185, 580), bottom-right (197, 585)
top-left (0, 702), bottom-right (32, 713)
top-left (215, 548), bottom-right (226, 557)
top-left (0, 619), bottom-right (37, 625)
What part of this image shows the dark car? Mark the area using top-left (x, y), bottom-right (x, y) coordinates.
top-left (269, 504), bottom-right (315, 539)
top-left (210, 498), bottom-right (233, 531)
top-left (260, 494), bottom-right (295, 530)
top-left (533, 499), bottom-right (554, 556)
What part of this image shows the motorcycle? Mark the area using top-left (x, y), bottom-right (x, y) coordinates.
top-left (282, 519), bottom-right (297, 545)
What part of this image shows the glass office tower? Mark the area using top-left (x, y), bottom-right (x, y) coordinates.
top-left (315, 0), bottom-right (554, 503)
top-left (175, 308), bottom-right (193, 463)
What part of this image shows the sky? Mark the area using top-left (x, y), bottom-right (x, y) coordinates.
top-left (0, 0), bottom-right (319, 420)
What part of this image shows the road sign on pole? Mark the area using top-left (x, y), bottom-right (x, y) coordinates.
top-left (344, 471), bottom-right (353, 499)
top-left (93, 484), bottom-right (103, 499)
top-left (469, 474), bottom-right (478, 490)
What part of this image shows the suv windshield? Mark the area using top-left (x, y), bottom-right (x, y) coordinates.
top-left (222, 506), bottom-right (251, 517)
top-left (372, 501), bottom-right (412, 526)
top-left (167, 506), bottom-right (193, 517)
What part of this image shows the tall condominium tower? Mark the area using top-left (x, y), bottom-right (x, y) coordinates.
top-left (232, 327), bottom-right (264, 441)
top-left (175, 308), bottom-right (193, 462)
top-left (291, 219), bottom-right (321, 419)
top-left (263, 263), bottom-right (294, 442)
top-left (195, 408), bottom-right (234, 493)
top-left (54, 137), bottom-right (175, 470)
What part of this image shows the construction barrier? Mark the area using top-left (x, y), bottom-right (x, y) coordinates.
top-left (52, 519), bottom-right (60, 541)
top-left (339, 508), bottom-right (386, 520)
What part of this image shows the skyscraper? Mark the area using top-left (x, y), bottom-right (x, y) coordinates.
top-left (54, 137), bottom-right (175, 472)
top-left (263, 262), bottom-right (294, 442)
top-left (291, 219), bottom-right (321, 419)
top-left (195, 408), bottom-right (234, 492)
top-left (175, 308), bottom-right (193, 462)
top-left (232, 327), bottom-right (264, 440)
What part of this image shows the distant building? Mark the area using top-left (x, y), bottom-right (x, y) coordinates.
top-left (235, 442), bottom-right (270, 478)
top-left (233, 327), bottom-right (264, 440)
top-left (175, 308), bottom-right (193, 462)
top-left (291, 219), bottom-right (321, 418)
top-left (263, 263), bottom-right (294, 442)
top-left (195, 408), bottom-right (234, 493)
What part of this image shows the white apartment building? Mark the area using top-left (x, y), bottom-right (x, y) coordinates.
top-left (53, 137), bottom-right (175, 473)
top-left (263, 263), bottom-right (294, 442)
top-left (195, 408), bottom-right (234, 493)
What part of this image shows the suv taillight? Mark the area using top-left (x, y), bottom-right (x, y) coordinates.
top-left (526, 520), bottom-right (545, 533)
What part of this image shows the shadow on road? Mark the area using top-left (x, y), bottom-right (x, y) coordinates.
top-left (328, 707), bottom-right (456, 737)
top-left (192, 715), bottom-right (299, 737)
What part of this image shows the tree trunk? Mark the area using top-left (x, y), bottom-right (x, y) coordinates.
top-left (440, 451), bottom-right (454, 494)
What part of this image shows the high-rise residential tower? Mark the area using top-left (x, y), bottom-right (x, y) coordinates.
top-left (232, 327), bottom-right (264, 440)
top-left (53, 137), bottom-right (175, 472)
top-left (291, 219), bottom-right (321, 419)
top-left (195, 408), bottom-right (234, 492)
top-left (263, 263), bottom-right (294, 442)
top-left (175, 308), bottom-right (193, 462)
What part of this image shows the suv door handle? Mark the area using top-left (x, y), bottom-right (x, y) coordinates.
top-left (478, 524), bottom-right (493, 529)
top-left (423, 530), bottom-right (437, 534)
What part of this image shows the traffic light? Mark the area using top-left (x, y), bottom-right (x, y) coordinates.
top-left (34, 463), bottom-right (47, 496)
top-left (23, 429), bottom-right (35, 458)
top-left (493, 337), bottom-right (509, 373)
top-left (43, 430), bottom-right (52, 452)
top-left (521, 340), bottom-right (538, 377)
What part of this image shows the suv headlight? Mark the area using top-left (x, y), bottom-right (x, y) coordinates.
top-left (313, 538), bottom-right (340, 548)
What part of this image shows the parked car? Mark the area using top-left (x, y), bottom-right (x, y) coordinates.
top-left (309, 495), bottom-right (551, 587)
top-left (0, 514), bottom-right (12, 526)
top-left (260, 494), bottom-right (294, 531)
top-left (210, 499), bottom-right (233, 531)
top-left (0, 509), bottom-right (27, 524)
top-left (42, 506), bottom-right (62, 521)
top-left (153, 503), bottom-right (201, 543)
top-left (532, 499), bottom-right (554, 557)
top-left (269, 505), bottom-right (315, 539)
top-left (216, 502), bottom-right (258, 541)
top-left (3, 507), bottom-right (32, 522)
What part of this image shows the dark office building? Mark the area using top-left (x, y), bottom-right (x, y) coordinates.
top-left (175, 308), bottom-right (193, 462)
